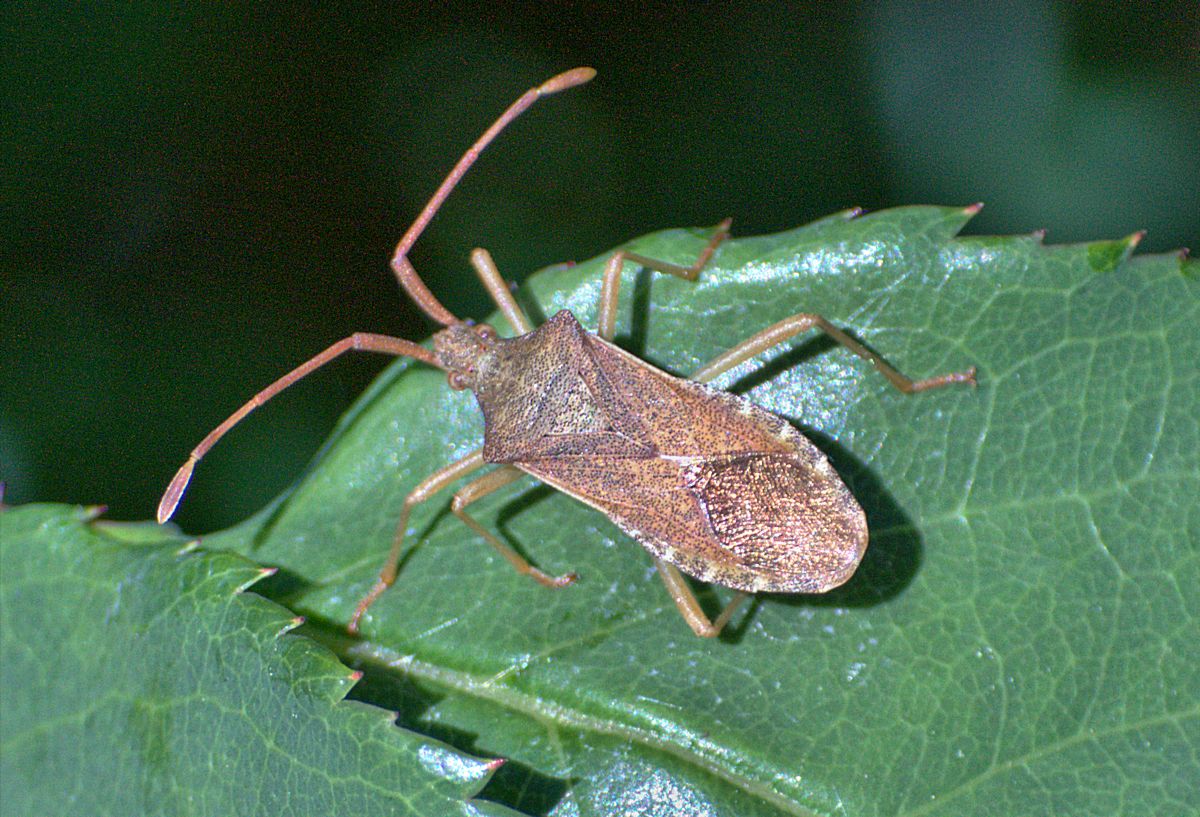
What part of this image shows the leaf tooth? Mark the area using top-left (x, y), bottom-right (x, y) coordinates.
top-left (1166, 245), bottom-right (1195, 277)
top-left (269, 623), bottom-right (364, 703)
top-left (799, 206), bottom-right (868, 233)
top-left (81, 503), bottom-right (108, 522)
top-left (1122, 229), bottom-right (1147, 255)
top-left (276, 614), bottom-right (305, 637)
top-left (234, 565), bottom-right (278, 595)
top-left (381, 707), bottom-right (400, 726)
top-left (1104, 229), bottom-right (1142, 267)
top-left (1030, 228), bottom-right (1048, 244)
top-left (1176, 247), bottom-right (1198, 277)
top-left (923, 202), bottom-right (986, 241)
top-left (1084, 233), bottom-right (1146, 273)
top-left (407, 742), bottom-right (509, 798)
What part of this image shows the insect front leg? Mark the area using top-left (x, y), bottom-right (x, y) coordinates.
top-left (450, 466), bottom-right (579, 588)
top-left (655, 559), bottom-right (748, 638)
top-left (349, 449), bottom-right (487, 634)
top-left (690, 312), bottom-right (977, 390)
top-left (596, 218), bottom-right (732, 342)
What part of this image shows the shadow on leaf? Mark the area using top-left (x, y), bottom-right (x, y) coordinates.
top-left (344, 655), bottom-right (572, 816)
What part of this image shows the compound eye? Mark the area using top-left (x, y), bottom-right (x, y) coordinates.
top-left (447, 371), bottom-right (472, 391)
top-left (475, 324), bottom-right (498, 341)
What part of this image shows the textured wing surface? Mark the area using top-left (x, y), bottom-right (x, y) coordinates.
top-left (520, 404), bottom-right (867, 593)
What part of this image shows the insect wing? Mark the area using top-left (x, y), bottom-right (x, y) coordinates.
top-left (517, 334), bottom-right (868, 593)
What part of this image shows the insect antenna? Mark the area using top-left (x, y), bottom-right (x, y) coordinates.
top-left (155, 68), bottom-right (595, 526)
top-left (389, 67), bottom-right (596, 327)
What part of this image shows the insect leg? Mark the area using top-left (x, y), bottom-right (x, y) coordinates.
top-left (689, 312), bottom-right (977, 390)
top-left (596, 219), bottom-right (732, 341)
top-left (470, 248), bottom-right (534, 335)
top-left (655, 559), bottom-right (747, 638)
top-left (451, 466), bottom-right (579, 588)
top-left (157, 333), bottom-right (442, 524)
top-left (348, 449), bottom-right (487, 634)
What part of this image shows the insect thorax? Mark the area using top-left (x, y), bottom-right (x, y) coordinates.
top-left (469, 311), bottom-right (633, 462)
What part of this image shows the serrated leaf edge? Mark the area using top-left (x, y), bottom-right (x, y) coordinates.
top-left (35, 506), bottom-right (513, 807)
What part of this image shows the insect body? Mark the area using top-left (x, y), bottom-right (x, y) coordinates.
top-left (456, 310), bottom-right (867, 595)
top-left (158, 68), bottom-right (975, 637)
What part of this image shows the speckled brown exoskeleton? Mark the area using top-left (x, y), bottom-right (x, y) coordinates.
top-left (157, 68), bottom-right (975, 637)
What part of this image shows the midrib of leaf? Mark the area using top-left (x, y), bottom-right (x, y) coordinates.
top-left (344, 640), bottom-right (827, 817)
top-left (337, 631), bottom-right (1200, 817)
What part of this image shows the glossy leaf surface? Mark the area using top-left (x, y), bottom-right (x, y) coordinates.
top-left (5, 206), bottom-right (1196, 815)
top-left (212, 206), bottom-right (1199, 815)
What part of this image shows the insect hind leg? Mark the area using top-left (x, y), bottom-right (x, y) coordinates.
top-left (596, 218), bottom-right (732, 341)
top-left (655, 559), bottom-right (747, 638)
top-left (690, 311), bottom-right (977, 390)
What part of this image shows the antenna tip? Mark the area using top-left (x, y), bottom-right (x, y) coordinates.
top-left (157, 456), bottom-right (196, 524)
top-left (539, 67), bottom-right (596, 95)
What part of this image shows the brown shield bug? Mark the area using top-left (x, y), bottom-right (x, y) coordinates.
top-left (157, 67), bottom-right (975, 637)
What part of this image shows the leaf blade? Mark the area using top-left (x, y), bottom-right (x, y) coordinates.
top-left (80, 206), bottom-right (1200, 815)
top-left (0, 505), bottom-right (517, 817)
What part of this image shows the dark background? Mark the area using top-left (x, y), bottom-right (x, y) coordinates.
top-left (3, 3), bottom-right (1197, 532)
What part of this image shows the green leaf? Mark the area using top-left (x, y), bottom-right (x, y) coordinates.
top-left (0, 504), bottom-right (517, 816)
top-left (7, 205), bottom-right (1197, 816)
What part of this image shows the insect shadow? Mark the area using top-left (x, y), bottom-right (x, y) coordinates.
top-left (482, 431), bottom-right (918, 638)
top-left (774, 428), bottom-right (920, 608)
top-left (721, 344), bottom-right (922, 609)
